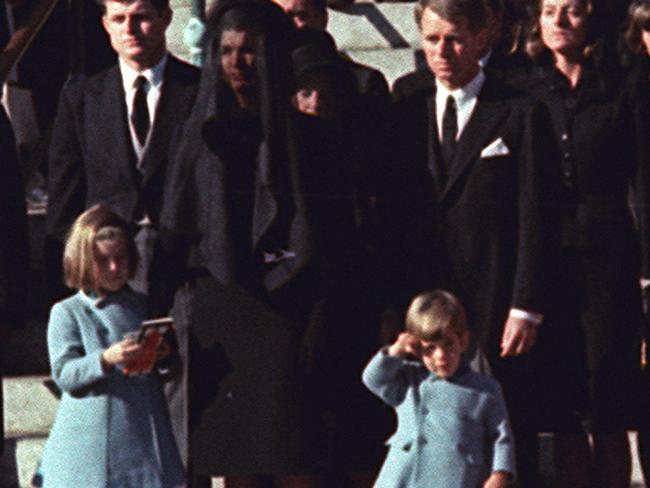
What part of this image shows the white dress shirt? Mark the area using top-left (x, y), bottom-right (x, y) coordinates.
top-left (435, 70), bottom-right (485, 142)
top-left (119, 54), bottom-right (167, 160)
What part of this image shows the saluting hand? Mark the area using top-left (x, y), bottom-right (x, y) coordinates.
top-left (388, 332), bottom-right (421, 359)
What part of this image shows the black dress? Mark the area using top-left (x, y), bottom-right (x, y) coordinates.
top-left (529, 63), bottom-right (643, 432)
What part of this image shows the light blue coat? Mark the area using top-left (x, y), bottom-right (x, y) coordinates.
top-left (362, 349), bottom-right (515, 488)
top-left (40, 289), bottom-right (184, 488)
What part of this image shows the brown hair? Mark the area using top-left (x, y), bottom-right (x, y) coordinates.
top-left (96, 0), bottom-right (170, 15)
top-left (525, 0), bottom-right (601, 61)
top-left (405, 290), bottom-right (467, 342)
top-left (63, 205), bottom-right (138, 294)
top-left (625, 0), bottom-right (650, 55)
top-left (414, 0), bottom-right (488, 34)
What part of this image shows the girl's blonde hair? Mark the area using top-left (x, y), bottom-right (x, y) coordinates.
top-left (63, 205), bottom-right (138, 294)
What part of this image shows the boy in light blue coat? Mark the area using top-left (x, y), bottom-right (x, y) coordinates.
top-left (362, 290), bottom-right (515, 488)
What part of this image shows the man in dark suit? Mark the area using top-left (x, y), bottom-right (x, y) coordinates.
top-left (46, 0), bottom-right (199, 295)
top-left (45, 0), bottom-right (199, 461)
top-left (387, 0), bottom-right (551, 485)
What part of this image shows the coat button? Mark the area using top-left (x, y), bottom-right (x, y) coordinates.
top-left (561, 133), bottom-right (568, 141)
top-left (225, 390), bottom-right (234, 400)
top-left (422, 408), bottom-right (429, 415)
top-left (402, 442), bottom-right (412, 452)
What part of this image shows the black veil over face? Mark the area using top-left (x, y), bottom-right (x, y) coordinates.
top-left (197, 0), bottom-right (295, 163)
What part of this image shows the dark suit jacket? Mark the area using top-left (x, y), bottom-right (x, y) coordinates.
top-left (45, 55), bottom-right (199, 297)
top-left (386, 70), bottom-right (550, 355)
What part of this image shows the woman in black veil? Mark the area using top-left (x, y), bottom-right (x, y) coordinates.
top-left (150, 0), bottom-right (368, 486)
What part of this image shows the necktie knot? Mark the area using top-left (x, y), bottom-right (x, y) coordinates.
top-left (132, 75), bottom-right (150, 147)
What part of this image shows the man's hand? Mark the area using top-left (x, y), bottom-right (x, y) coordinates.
top-left (500, 316), bottom-right (538, 357)
top-left (483, 470), bottom-right (511, 488)
top-left (388, 332), bottom-right (421, 359)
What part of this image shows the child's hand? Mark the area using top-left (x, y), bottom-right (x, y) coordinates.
top-left (483, 471), bottom-right (511, 488)
top-left (102, 338), bottom-right (143, 369)
top-left (388, 332), bottom-right (421, 359)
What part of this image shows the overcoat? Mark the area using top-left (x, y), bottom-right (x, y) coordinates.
top-left (362, 350), bottom-right (515, 488)
top-left (40, 289), bottom-right (184, 488)
top-left (386, 71), bottom-right (550, 356)
top-left (0, 106), bottom-right (28, 455)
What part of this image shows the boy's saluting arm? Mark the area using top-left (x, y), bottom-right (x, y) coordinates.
top-left (362, 334), bottom-right (423, 407)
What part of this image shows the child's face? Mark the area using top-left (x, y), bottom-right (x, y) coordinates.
top-left (419, 330), bottom-right (469, 378)
top-left (94, 236), bottom-right (130, 294)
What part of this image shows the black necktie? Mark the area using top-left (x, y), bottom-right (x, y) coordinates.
top-left (132, 76), bottom-right (150, 146)
top-left (441, 95), bottom-right (458, 170)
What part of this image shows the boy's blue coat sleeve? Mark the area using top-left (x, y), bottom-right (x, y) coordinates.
top-left (48, 302), bottom-right (109, 393)
top-left (486, 382), bottom-right (517, 477)
top-left (362, 348), bottom-right (415, 407)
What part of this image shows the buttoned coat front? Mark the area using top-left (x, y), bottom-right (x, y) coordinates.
top-left (40, 290), bottom-right (184, 488)
top-left (362, 350), bottom-right (515, 488)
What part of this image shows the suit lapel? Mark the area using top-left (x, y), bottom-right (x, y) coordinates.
top-left (95, 66), bottom-right (141, 186)
top-left (441, 82), bottom-right (510, 201)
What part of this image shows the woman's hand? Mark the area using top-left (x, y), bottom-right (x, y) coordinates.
top-left (101, 338), bottom-right (143, 370)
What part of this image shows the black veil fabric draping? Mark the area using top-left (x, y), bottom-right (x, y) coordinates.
top-left (149, 0), bottom-right (382, 479)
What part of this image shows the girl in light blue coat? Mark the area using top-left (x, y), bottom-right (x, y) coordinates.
top-left (40, 205), bottom-right (184, 488)
top-left (362, 290), bottom-right (516, 488)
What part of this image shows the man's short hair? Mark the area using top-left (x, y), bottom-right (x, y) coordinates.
top-left (63, 205), bottom-right (139, 294)
top-left (96, 0), bottom-right (170, 15)
top-left (414, 0), bottom-right (489, 33)
top-left (405, 290), bottom-right (468, 342)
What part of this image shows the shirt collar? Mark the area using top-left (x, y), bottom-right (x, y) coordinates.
top-left (435, 69), bottom-right (485, 106)
top-left (119, 53), bottom-right (168, 93)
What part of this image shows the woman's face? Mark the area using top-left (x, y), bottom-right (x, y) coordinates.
top-left (642, 28), bottom-right (650, 57)
top-left (219, 29), bottom-right (258, 94)
top-left (539, 0), bottom-right (589, 58)
top-left (292, 69), bottom-right (339, 120)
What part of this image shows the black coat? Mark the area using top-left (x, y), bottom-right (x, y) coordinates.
top-left (0, 106), bottom-right (28, 455)
top-left (385, 71), bottom-right (549, 357)
top-left (528, 63), bottom-right (642, 430)
top-left (152, 104), bottom-right (366, 475)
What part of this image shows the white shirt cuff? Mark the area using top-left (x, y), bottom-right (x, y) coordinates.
top-left (509, 308), bottom-right (543, 326)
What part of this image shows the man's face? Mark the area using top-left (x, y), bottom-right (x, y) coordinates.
top-left (420, 8), bottom-right (487, 89)
top-left (102, 0), bottom-right (172, 70)
top-left (277, 0), bottom-right (327, 30)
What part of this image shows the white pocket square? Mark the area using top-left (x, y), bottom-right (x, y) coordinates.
top-left (480, 138), bottom-right (510, 158)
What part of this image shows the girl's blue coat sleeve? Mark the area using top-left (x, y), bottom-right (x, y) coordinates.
top-left (47, 301), bottom-right (110, 393)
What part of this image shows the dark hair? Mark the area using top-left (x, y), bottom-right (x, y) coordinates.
top-left (405, 290), bottom-right (468, 342)
top-left (96, 0), bottom-right (170, 15)
top-left (625, 0), bottom-right (650, 55)
top-left (414, 0), bottom-right (488, 33)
